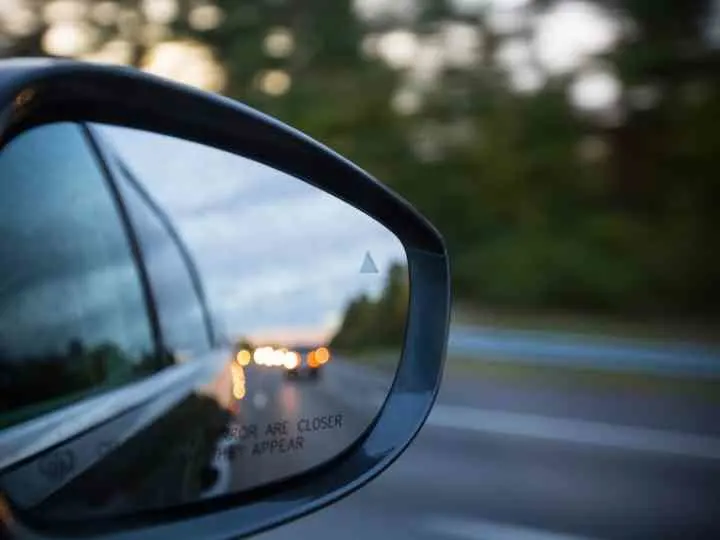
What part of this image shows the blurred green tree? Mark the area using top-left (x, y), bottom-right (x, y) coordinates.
top-left (331, 262), bottom-right (409, 351)
top-left (1, 0), bottom-right (717, 317)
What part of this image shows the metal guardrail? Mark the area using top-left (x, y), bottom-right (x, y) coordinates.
top-left (448, 325), bottom-right (720, 377)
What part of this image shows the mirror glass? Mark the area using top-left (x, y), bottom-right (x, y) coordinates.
top-left (0, 122), bottom-right (408, 522)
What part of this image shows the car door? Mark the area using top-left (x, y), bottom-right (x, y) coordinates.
top-left (85, 124), bottom-right (216, 363)
top-left (0, 121), bottom-right (159, 430)
top-left (0, 121), bottom-right (233, 518)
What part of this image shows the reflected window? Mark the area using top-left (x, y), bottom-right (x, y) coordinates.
top-left (0, 123), bottom-right (154, 427)
top-left (110, 156), bottom-right (212, 354)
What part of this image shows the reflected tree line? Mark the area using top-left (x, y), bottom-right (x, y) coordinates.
top-left (331, 263), bottom-right (409, 351)
top-left (0, 340), bottom-right (175, 428)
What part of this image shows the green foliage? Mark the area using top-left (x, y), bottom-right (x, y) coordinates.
top-left (0, 340), bottom-right (151, 428)
top-left (1, 0), bottom-right (717, 316)
top-left (332, 263), bottom-right (409, 351)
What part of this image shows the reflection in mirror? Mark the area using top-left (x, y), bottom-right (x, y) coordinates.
top-left (0, 122), bottom-right (408, 525)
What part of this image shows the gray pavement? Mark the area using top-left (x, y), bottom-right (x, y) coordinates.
top-left (209, 362), bottom-right (378, 494)
top-left (258, 369), bottom-right (720, 540)
top-left (3, 351), bottom-right (720, 539)
top-left (449, 324), bottom-right (720, 376)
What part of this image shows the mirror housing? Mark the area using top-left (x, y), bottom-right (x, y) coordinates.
top-left (0, 59), bottom-right (450, 539)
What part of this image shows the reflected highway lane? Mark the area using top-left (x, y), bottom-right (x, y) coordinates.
top-left (204, 358), bottom-right (389, 496)
top-left (3, 351), bottom-right (720, 539)
top-left (0, 355), bottom-right (390, 524)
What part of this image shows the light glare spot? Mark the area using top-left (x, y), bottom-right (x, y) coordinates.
top-left (118, 9), bottom-right (142, 38)
top-left (535, 1), bottom-right (620, 74)
top-left (141, 0), bottom-right (178, 25)
top-left (377, 30), bottom-right (418, 69)
top-left (189, 4), bottom-right (223, 31)
top-left (392, 88), bottom-right (421, 115)
top-left (511, 65), bottom-right (544, 93)
top-left (141, 23), bottom-right (169, 45)
top-left (440, 22), bottom-right (480, 67)
top-left (571, 70), bottom-right (621, 111)
top-left (315, 347), bottom-right (330, 365)
top-left (142, 40), bottom-right (226, 93)
top-left (43, 0), bottom-right (86, 24)
top-left (2, 6), bottom-right (38, 36)
top-left (263, 27), bottom-right (295, 58)
top-left (231, 364), bottom-right (246, 400)
top-left (283, 352), bottom-right (300, 370)
top-left (236, 349), bottom-right (251, 366)
top-left (495, 39), bottom-right (531, 70)
top-left (259, 69), bottom-right (292, 96)
top-left (91, 1), bottom-right (120, 26)
top-left (42, 22), bottom-right (96, 57)
top-left (353, 0), bottom-right (419, 23)
top-left (81, 39), bottom-right (133, 65)
top-left (409, 39), bottom-right (444, 86)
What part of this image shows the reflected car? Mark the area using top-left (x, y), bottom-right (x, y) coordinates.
top-left (285, 346), bottom-right (330, 380)
top-left (237, 345), bottom-right (330, 379)
top-left (237, 345), bottom-right (300, 370)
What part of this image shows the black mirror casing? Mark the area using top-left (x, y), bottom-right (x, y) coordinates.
top-left (0, 59), bottom-right (450, 539)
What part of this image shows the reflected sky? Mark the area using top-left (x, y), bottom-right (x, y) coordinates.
top-left (97, 125), bottom-right (406, 345)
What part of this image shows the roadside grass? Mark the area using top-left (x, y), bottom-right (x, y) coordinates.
top-left (445, 355), bottom-right (720, 401)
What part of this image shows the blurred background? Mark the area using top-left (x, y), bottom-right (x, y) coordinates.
top-left (2, 1), bottom-right (719, 538)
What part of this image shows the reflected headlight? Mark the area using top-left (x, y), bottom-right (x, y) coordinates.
top-left (231, 364), bottom-right (246, 399)
top-left (253, 346), bottom-right (274, 366)
top-left (315, 347), bottom-right (330, 365)
top-left (307, 351), bottom-right (319, 368)
top-left (283, 351), bottom-right (300, 370)
top-left (236, 349), bottom-right (251, 366)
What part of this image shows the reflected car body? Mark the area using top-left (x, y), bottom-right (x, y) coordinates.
top-left (285, 346), bottom-right (331, 379)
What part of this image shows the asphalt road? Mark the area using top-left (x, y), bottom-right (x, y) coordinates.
top-left (205, 361), bottom-right (387, 495)
top-left (3, 350), bottom-right (720, 539)
top-left (256, 363), bottom-right (720, 540)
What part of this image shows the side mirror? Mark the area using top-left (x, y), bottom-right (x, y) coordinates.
top-left (0, 59), bottom-right (449, 539)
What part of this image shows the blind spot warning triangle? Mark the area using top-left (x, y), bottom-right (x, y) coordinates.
top-left (360, 252), bottom-right (379, 274)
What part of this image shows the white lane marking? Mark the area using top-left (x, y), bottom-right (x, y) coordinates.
top-left (426, 404), bottom-right (720, 460)
top-left (423, 516), bottom-right (594, 540)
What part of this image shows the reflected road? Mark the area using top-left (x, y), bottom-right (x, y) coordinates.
top-left (206, 359), bottom-right (385, 494)
top-left (0, 355), bottom-right (392, 525)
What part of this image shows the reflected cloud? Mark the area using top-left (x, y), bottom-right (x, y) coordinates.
top-left (97, 124), bottom-right (407, 345)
